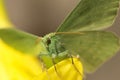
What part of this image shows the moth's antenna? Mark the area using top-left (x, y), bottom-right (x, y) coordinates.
top-left (51, 57), bottom-right (62, 80)
top-left (36, 37), bottom-right (42, 44)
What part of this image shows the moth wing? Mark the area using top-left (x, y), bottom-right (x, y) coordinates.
top-left (53, 31), bottom-right (120, 73)
top-left (57, 0), bottom-right (120, 32)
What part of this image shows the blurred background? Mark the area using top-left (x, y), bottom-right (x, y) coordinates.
top-left (5, 0), bottom-right (120, 80)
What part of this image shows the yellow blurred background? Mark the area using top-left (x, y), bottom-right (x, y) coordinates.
top-left (4, 0), bottom-right (120, 80)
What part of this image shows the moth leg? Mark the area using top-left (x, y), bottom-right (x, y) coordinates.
top-left (37, 55), bottom-right (46, 71)
top-left (75, 55), bottom-right (86, 80)
top-left (69, 54), bottom-right (83, 77)
top-left (51, 57), bottom-right (62, 79)
top-left (37, 55), bottom-right (51, 80)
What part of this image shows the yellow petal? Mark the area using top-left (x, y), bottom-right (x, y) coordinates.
top-left (0, 0), bottom-right (13, 28)
top-left (0, 39), bottom-right (83, 80)
top-left (0, 39), bottom-right (43, 79)
top-left (40, 58), bottom-right (83, 80)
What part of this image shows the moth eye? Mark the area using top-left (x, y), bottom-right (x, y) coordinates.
top-left (46, 38), bottom-right (51, 45)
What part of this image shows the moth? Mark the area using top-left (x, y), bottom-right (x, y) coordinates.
top-left (0, 0), bottom-right (120, 79)
top-left (38, 0), bottom-right (120, 73)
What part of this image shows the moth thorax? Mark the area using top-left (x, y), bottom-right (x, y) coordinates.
top-left (43, 33), bottom-right (66, 56)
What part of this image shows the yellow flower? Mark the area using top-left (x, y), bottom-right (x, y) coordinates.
top-left (0, 39), bottom-right (83, 80)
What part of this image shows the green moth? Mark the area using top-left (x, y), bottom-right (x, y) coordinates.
top-left (0, 0), bottom-right (120, 74)
top-left (40, 0), bottom-right (120, 73)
